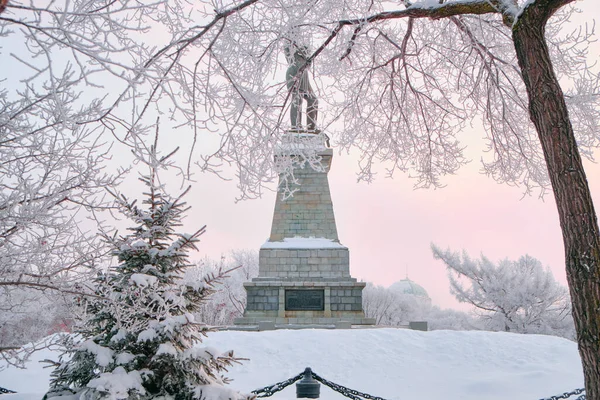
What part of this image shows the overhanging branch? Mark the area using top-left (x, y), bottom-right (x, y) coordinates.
top-left (339, 0), bottom-right (501, 26)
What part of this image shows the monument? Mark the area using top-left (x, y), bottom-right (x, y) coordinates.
top-left (233, 43), bottom-right (374, 327)
top-left (284, 41), bottom-right (318, 132)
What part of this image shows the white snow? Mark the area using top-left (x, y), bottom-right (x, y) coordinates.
top-left (192, 384), bottom-right (246, 400)
top-left (79, 340), bottom-right (114, 368)
top-left (131, 241), bottom-right (148, 249)
top-left (183, 346), bottom-right (221, 361)
top-left (110, 329), bottom-right (128, 343)
top-left (129, 273), bottom-right (158, 288)
top-left (155, 343), bottom-right (178, 356)
top-left (137, 328), bottom-right (157, 342)
top-left (0, 329), bottom-right (584, 400)
top-left (274, 133), bottom-right (328, 153)
top-left (159, 315), bottom-right (191, 333)
top-left (412, 0), bottom-right (445, 8)
top-left (115, 352), bottom-right (136, 365)
top-left (261, 237), bottom-right (347, 249)
top-left (87, 367), bottom-right (146, 399)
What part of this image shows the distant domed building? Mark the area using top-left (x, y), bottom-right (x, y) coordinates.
top-left (388, 278), bottom-right (431, 305)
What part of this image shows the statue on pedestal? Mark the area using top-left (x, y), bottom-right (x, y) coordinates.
top-left (284, 42), bottom-right (318, 132)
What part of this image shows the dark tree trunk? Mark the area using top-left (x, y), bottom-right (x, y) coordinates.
top-left (512, 3), bottom-right (600, 398)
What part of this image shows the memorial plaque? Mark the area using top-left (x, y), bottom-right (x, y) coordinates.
top-left (285, 289), bottom-right (324, 311)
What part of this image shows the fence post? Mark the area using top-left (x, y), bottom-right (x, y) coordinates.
top-left (296, 368), bottom-right (320, 399)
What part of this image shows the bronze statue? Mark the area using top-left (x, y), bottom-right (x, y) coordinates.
top-left (284, 42), bottom-right (318, 132)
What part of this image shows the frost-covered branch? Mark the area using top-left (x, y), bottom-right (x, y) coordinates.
top-left (3, 0), bottom-right (595, 200)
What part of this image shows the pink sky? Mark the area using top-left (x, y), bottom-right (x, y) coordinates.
top-left (181, 1), bottom-right (600, 310)
top-left (190, 140), bottom-right (600, 310)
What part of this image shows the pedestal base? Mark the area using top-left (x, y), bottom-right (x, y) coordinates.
top-left (234, 280), bottom-right (375, 326)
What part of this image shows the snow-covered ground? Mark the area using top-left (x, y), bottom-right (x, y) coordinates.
top-left (0, 328), bottom-right (584, 400)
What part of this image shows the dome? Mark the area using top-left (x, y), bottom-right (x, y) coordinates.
top-left (389, 278), bottom-right (430, 299)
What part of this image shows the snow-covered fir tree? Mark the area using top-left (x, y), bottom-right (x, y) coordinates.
top-left (44, 151), bottom-right (252, 400)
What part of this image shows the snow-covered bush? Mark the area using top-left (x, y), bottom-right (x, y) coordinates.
top-left (362, 282), bottom-right (477, 331)
top-left (426, 307), bottom-right (481, 331)
top-left (363, 282), bottom-right (429, 326)
top-left (44, 152), bottom-right (252, 400)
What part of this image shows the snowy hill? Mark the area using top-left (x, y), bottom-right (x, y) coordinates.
top-left (0, 328), bottom-right (584, 400)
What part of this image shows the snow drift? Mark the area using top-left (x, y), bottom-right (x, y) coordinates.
top-left (0, 328), bottom-right (583, 400)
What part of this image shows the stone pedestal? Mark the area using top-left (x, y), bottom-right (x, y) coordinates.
top-left (234, 133), bottom-right (375, 327)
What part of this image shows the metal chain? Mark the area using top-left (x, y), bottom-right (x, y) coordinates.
top-left (251, 371), bottom-right (305, 398)
top-left (311, 371), bottom-right (388, 400)
top-left (539, 389), bottom-right (586, 400)
top-left (251, 368), bottom-right (584, 400)
top-left (0, 387), bottom-right (16, 395)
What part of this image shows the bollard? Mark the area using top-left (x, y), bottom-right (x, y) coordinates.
top-left (409, 321), bottom-right (428, 331)
top-left (296, 367), bottom-right (320, 399)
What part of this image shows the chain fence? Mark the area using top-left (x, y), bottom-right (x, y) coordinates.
top-left (252, 371), bottom-right (306, 398)
top-left (311, 370), bottom-right (387, 400)
top-left (251, 368), bottom-right (586, 400)
top-left (538, 388), bottom-right (586, 400)
top-left (0, 370), bottom-right (587, 398)
top-left (0, 387), bottom-right (16, 395)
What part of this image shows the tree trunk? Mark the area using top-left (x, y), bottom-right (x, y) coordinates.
top-left (513, 5), bottom-right (600, 398)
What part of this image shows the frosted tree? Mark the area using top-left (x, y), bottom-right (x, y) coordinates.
top-left (4, 0), bottom-right (600, 394)
top-left (362, 282), bottom-right (481, 332)
top-left (432, 246), bottom-right (575, 339)
top-left (0, 117), bottom-right (115, 365)
top-left (362, 283), bottom-right (431, 326)
top-left (0, 0), bottom-right (189, 301)
top-left (427, 307), bottom-right (481, 332)
top-left (362, 283), bottom-right (397, 326)
top-left (0, 0), bottom-right (133, 362)
top-left (184, 250), bottom-right (259, 326)
top-left (1, 291), bottom-right (74, 357)
top-left (44, 149), bottom-right (251, 400)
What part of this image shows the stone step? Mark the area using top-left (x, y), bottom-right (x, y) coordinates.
top-left (233, 317), bottom-right (376, 325)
